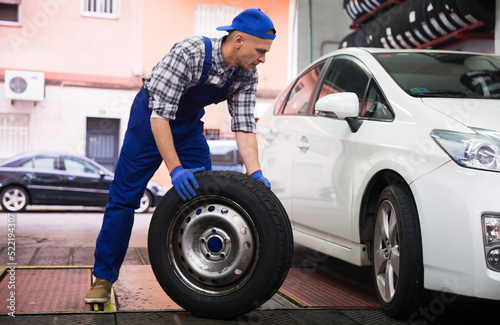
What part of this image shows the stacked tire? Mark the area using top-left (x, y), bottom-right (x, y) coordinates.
top-left (343, 0), bottom-right (390, 21)
top-left (340, 0), bottom-right (495, 49)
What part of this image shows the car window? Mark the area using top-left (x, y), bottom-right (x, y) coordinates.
top-left (21, 156), bottom-right (58, 171)
top-left (281, 61), bottom-right (326, 115)
top-left (374, 52), bottom-right (500, 99)
top-left (316, 58), bottom-right (370, 112)
top-left (360, 79), bottom-right (393, 120)
top-left (63, 157), bottom-right (100, 175)
top-left (273, 83), bottom-right (293, 115)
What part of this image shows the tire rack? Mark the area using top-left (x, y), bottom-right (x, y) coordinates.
top-left (344, 0), bottom-right (494, 50)
top-left (349, 0), bottom-right (406, 30)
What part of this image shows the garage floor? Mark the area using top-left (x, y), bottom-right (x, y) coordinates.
top-left (0, 226), bottom-right (498, 325)
top-left (0, 263), bottom-right (401, 325)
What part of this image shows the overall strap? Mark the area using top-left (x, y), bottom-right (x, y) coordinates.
top-left (200, 36), bottom-right (212, 84)
top-left (221, 67), bottom-right (241, 93)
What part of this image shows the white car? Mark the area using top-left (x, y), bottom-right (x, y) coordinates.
top-left (257, 47), bottom-right (500, 319)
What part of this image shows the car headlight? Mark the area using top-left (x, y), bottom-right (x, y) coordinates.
top-left (430, 128), bottom-right (500, 172)
top-left (483, 216), bottom-right (500, 271)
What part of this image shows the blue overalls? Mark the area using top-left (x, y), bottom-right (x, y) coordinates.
top-left (93, 37), bottom-right (240, 282)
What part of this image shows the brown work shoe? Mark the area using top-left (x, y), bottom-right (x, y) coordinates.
top-left (85, 277), bottom-right (112, 304)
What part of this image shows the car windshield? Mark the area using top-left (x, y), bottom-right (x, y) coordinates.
top-left (373, 52), bottom-right (500, 99)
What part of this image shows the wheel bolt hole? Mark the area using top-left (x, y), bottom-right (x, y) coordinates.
top-left (221, 208), bottom-right (228, 214)
top-left (208, 206), bottom-right (215, 212)
top-left (185, 217), bottom-right (191, 224)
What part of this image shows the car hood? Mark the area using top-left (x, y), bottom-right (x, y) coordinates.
top-left (421, 98), bottom-right (500, 132)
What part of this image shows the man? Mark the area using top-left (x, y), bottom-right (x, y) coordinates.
top-left (85, 8), bottom-right (275, 303)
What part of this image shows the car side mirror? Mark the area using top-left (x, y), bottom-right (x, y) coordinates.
top-left (315, 92), bottom-right (363, 133)
top-left (99, 170), bottom-right (106, 178)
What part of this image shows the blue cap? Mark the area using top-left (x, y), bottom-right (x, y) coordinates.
top-left (216, 8), bottom-right (276, 40)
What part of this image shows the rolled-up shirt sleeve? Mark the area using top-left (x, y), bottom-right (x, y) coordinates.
top-left (145, 42), bottom-right (198, 120)
top-left (228, 72), bottom-right (258, 133)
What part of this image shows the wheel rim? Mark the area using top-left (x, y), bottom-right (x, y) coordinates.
top-left (3, 188), bottom-right (27, 212)
top-left (374, 199), bottom-right (400, 303)
top-left (136, 193), bottom-right (150, 213)
top-left (167, 196), bottom-right (259, 296)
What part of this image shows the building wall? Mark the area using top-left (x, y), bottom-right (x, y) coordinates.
top-left (294, 0), bottom-right (351, 73)
top-left (142, 0), bottom-right (289, 92)
top-left (0, 0), bottom-right (143, 78)
top-left (0, 0), bottom-right (290, 188)
top-left (142, 0), bottom-right (290, 139)
top-left (0, 0), bottom-right (144, 162)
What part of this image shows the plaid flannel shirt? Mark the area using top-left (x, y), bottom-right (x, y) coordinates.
top-left (143, 36), bottom-right (258, 133)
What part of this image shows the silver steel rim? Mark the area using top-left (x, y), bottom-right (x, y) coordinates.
top-left (167, 196), bottom-right (259, 296)
top-left (374, 199), bottom-right (400, 303)
top-left (3, 188), bottom-right (27, 211)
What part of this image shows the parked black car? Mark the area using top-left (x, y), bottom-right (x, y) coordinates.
top-left (0, 152), bottom-right (164, 213)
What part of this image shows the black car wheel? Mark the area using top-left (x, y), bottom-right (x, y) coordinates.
top-left (148, 170), bottom-right (293, 319)
top-left (135, 191), bottom-right (152, 213)
top-left (1, 186), bottom-right (29, 212)
top-left (373, 184), bottom-right (426, 318)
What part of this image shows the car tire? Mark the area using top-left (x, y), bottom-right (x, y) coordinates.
top-left (373, 183), bottom-right (426, 318)
top-left (148, 170), bottom-right (293, 319)
top-left (135, 190), bottom-right (152, 213)
top-left (1, 186), bottom-right (29, 212)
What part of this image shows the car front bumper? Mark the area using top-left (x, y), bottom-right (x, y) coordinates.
top-left (410, 161), bottom-right (500, 300)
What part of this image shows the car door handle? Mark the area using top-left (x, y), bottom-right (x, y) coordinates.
top-left (297, 136), bottom-right (309, 151)
top-left (23, 173), bottom-right (37, 181)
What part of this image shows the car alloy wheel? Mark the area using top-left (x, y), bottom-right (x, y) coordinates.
top-left (374, 199), bottom-right (400, 303)
top-left (1, 186), bottom-right (29, 212)
top-left (135, 191), bottom-right (152, 213)
top-left (373, 184), bottom-right (426, 318)
top-left (148, 170), bottom-right (293, 319)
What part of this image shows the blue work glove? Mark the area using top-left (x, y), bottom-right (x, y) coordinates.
top-left (170, 166), bottom-right (205, 201)
top-left (250, 170), bottom-right (271, 189)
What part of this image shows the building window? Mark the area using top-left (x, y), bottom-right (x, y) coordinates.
top-left (81, 0), bottom-right (120, 19)
top-left (0, 0), bottom-right (21, 26)
top-left (194, 4), bottom-right (242, 38)
top-left (204, 129), bottom-right (221, 140)
top-left (0, 114), bottom-right (30, 159)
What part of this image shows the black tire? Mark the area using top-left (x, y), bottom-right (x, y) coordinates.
top-left (135, 190), bottom-right (152, 213)
top-left (373, 183), bottom-right (426, 318)
top-left (0, 186), bottom-right (29, 212)
top-left (456, 0), bottom-right (496, 30)
top-left (148, 170), bottom-right (293, 319)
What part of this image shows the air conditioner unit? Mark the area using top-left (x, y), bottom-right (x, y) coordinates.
top-left (4, 70), bottom-right (45, 101)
